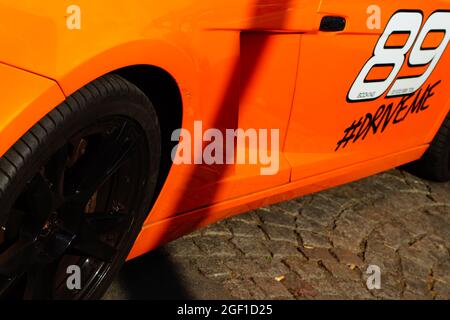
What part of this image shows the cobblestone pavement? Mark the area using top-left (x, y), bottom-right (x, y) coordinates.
top-left (106, 170), bottom-right (450, 300)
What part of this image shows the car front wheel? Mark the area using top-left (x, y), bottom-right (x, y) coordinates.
top-left (0, 74), bottom-right (161, 299)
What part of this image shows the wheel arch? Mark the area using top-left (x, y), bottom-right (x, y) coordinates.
top-left (1, 36), bottom-right (196, 155)
top-left (0, 62), bottom-right (185, 198)
top-left (114, 64), bottom-right (183, 195)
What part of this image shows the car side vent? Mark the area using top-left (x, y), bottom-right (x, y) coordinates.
top-left (320, 16), bottom-right (346, 32)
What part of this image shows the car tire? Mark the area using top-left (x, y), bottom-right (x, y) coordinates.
top-left (0, 74), bottom-right (161, 299)
top-left (407, 112), bottom-right (450, 182)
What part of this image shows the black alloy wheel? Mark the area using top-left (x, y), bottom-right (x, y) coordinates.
top-left (0, 75), bottom-right (161, 299)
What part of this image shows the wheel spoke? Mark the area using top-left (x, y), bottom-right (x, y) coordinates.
top-left (46, 146), bottom-right (69, 197)
top-left (3, 209), bottom-right (27, 242)
top-left (24, 174), bottom-right (55, 230)
top-left (56, 201), bottom-right (85, 234)
top-left (85, 212), bottom-right (133, 234)
top-left (0, 227), bottom-right (4, 247)
top-left (71, 223), bottom-right (117, 262)
top-left (40, 229), bottom-right (76, 262)
top-left (66, 122), bottom-right (141, 205)
top-left (0, 276), bottom-right (22, 299)
top-left (23, 263), bottom-right (57, 300)
top-left (0, 238), bottom-right (38, 277)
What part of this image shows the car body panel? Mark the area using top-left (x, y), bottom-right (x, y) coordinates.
top-left (129, 144), bottom-right (427, 259)
top-left (285, 1), bottom-right (450, 181)
top-left (0, 63), bottom-right (65, 158)
top-left (0, 1), bottom-right (449, 260)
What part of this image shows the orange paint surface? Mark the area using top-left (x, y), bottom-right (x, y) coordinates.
top-left (0, 1), bottom-right (448, 260)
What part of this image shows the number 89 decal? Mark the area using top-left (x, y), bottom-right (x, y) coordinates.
top-left (348, 10), bottom-right (450, 102)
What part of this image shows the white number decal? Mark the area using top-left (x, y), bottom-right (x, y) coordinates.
top-left (388, 12), bottom-right (450, 97)
top-left (348, 11), bottom-right (450, 102)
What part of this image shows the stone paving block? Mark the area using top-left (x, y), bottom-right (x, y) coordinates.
top-left (224, 258), bottom-right (267, 277)
top-left (335, 209), bottom-right (377, 235)
top-left (373, 271), bottom-right (403, 290)
top-left (180, 230), bottom-right (202, 239)
top-left (433, 260), bottom-right (450, 284)
top-left (422, 211), bottom-right (450, 241)
top-left (194, 237), bottom-right (238, 257)
top-left (375, 172), bottom-right (411, 192)
top-left (231, 238), bottom-right (272, 258)
top-left (378, 222), bottom-right (412, 251)
top-left (383, 192), bottom-right (433, 215)
top-left (428, 182), bottom-right (450, 204)
top-left (364, 252), bottom-right (400, 276)
top-left (261, 224), bottom-right (298, 244)
top-left (195, 257), bottom-right (232, 280)
top-left (162, 239), bottom-right (204, 257)
top-left (232, 211), bottom-right (261, 225)
top-left (398, 241), bottom-right (441, 270)
top-left (400, 256), bottom-right (430, 280)
top-left (402, 172), bottom-right (432, 194)
top-left (294, 195), bottom-right (314, 207)
top-left (320, 260), bottom-right (361, 281)
top-left (371, 283), bottom-right (402, 299)
top-left (433, 281), bottom-right (450, 300)
top-left (270, 200), bottom-right (301, 216)
top-left (316, 186), bottom-right (362, 208)
top-left (362, 271), bottom-right (403, 299)
top-left (223, 279), bottom-right (267, 300)
top-left (296, 216), bottom-right (326, 234)
top-left (227, 220), bottom-right (266, 239)
top-left (283, 258), bottom-right (329, 281)
top-left (331, 248), bottom-right (364, 267)
top-left (314, 197), bottom-right (346, 212)
top-left (281, 272), bottom-right (318, 299)
top-left (306, 278), bottom-right (344, 297)
top-left (300, 247), bottom-right (336, 262)
top-left (253, 259), bottom-right (290, 278)
top-left (365, 236), bottom-right (401, 273)
top-left (335, 279), bottom-right (374, 300)
top-left (253, 277), bottom-right (294, 299)
top-left (201, 221), bottom-right (233, 238)
top-left (330, 234), bottom-right (363, 253)
top-left (300, 206), bottom-right (335, 228)
top-left (300, 231), bottom-right (332, 249)
top-left (404, 277), bottom-right (431, 297)
top-left (264, 241), bottom-right (301, 259)
top-left (256, 209), bottom-right (296, 229)
top-left (403, 291), bottom-right (431, 300)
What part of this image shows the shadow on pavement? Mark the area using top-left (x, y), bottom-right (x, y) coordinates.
top-left (104, 249), bottom-right (231, 300)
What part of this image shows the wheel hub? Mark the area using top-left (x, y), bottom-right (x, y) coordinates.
top-left (0, 116), bottom-right (150, 299)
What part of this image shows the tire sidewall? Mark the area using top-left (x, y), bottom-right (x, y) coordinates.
top-left (0, 76), bottom-right (161, 299)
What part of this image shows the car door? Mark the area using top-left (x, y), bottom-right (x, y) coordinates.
top-left (284, 0), bottom-right (450, 181)
top-left (151, 0), bottom-right (323, 217)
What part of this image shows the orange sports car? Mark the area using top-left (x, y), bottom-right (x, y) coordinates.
top-left (0, 0), bottom-right (449, 299)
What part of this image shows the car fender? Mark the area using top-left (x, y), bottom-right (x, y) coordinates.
top-left (0, 63), bottom-right (65, 158)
